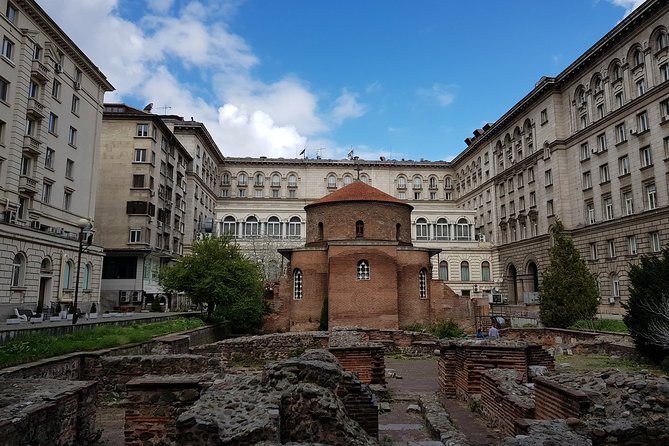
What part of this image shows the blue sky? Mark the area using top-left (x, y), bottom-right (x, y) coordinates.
top-left (39, 0), bottom-right (643, 161)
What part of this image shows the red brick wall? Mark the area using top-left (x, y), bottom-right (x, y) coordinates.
top-left (480, 372), bottom-right (534, 436)
top-left (533, 377), bottom-right (591, 420)
top-left (305, 201), bottom-right (412, 245)
top-left (330, 346), bottom-right (386, 385)
top-left (328, 245), bottom-right (400, 329)
top-left (396, 249), bottom-right (433, 327)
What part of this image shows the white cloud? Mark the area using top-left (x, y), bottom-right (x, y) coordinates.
top-left (36, 0), bottom-right (365, 158)
top-left (330, 90), bottom-right (367, 125)
top-left (416, 83), bottom-right (458, 107)
top-left (608, 0), bottom-right (646, 15)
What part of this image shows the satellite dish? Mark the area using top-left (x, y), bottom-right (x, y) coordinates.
top-left (143, 102), bottom-right (153, 113)
top-left (492, 287), bottom-right (500, 294)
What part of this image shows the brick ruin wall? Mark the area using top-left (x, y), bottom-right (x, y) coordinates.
top-left (480, 370), bottom-right (534, 437)
top-left (330, 346), bottom-right (386, 385)
top-left (502, 327), bottom-right (635, 357)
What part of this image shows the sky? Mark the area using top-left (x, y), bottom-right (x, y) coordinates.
top-left (37, 0), bottom-right (646, 162)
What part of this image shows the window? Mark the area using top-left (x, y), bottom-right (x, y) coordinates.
top-left (599, 164), bottom-right (610, 183)
top-left (444, 176), bottom-right (452, 188)
top-left (293, 269), bottom-right (303, 300)
top-left (439, 261), bottom-right (448, 281)
top-left (597, 104), bottom-right (605, 120)
top-left (83, 264), bottom-right (91, 290)
top-left (6, 3), bottom-right (17, 24)
top-left (32, 43), bottom-right (41, 61)
top-left (416, 218), bottom-right (428, 240)
top-left (132, 174), bottom-right (145, 188)
top-left (456, 218), bottom-right (470, 240)
top-left (71, 95), bottom-right (80, 114)
top-left (222, 216), bottom-right (236, 236)
top-left (254, 173), bottom-right (264, 187)
top-left (615, 91), bottom-right (624, 108)
top-left (597, 133), bottom-right (607, 152)
top-left (20, 155), bottom-right (31, 176)
top-left (507, 178), bottom-right (514, 193)
top-left (63, 190), bottom-right (72, 210)
top-left (68, 126), bottom-right (77, 147)
top-left (0, 77), bottom-right (8, 101)
top-left (544, 169), bottom-right (553, 186)
top-left (429, 176), bottom-right (438, 189)
top-left (327, 174), bottom-right (336, 188)
top-left (527, 167), bottom-right (535, 183)
top-left (413, 176), bottom-right (423, 189)
top-left (619, 155), bottom-right (630, 176)
top-left (237, 172), bottom-right (247, 186)
top-left (603, 196), bottom-right (614, 220)
top-left (590, 242), bottom-right (598, 260)
top-left (580, 142), bottom-right (590, 161)
top-left (244, 216), bottom-right (259, 237)
top-left (646, 183), bottom-right (657, 210)
top-left (128, 228), bottom-right (142, 243)
top-left (343, 175), bottom-right (353, 186)
top-left (28, 80), bottom-right (38, 98)
top-left (41, 182), bottom-right (51, 203)
top-left (628, 236), bottom-right (638, 255)
top-left (661, 63), bottom-right (669, 82)
top-left (288, 190), bottom-right (297, 198)
top-left (398, 176), bottom-right (407, 189)
top-left (288, 174), bottom-right (297, 187)
top-left (62, 260), bottom-right (73, 289)
top-left (650, 232), bottom-right (661, 252)
top-left (136, 123), bottom-right (149, 137)
top-left (134, 148), bottom-right (147, 162)
top-left (580, 114), bottom-right (588, 130)
top-left (547, 200), bottom-right (554, 216)
top-left (637, 111), bottom-right (649, 132)
top-left (500, 204), bottom-right (506, 218)
top-left (51, 79), bottom-right (61, 99)
top-left (267, 216), bottom-right (281, 238)
top-left (48, 113), bottom-right (58, 134)
top-left (657, 32), bottom-right (669, 50)
top-left (623, 191), bottom-right (634, 215)
top-left (436, 218), bottom-right (449, 239)
top-left (481, 261), bottom-right (491, 281)
top-left (636, 79), bottom-right (646, 96)
top-left (25, 118), bottom-right (36, 136)
top-left (414, 191), bottom-right (421, 200)
top-left (616, 122), bottom-right (627, 143)
top-left (357, 260), bottom-right (370, 280)
top-left (11, 253), bottom-right (24, 287)
top-left (612, 274), bottom-right (620, 298)
top-left (356, 220), bottom-right (364, 238)
top-left (582, 171), bottom-right (592, 189)
top-left (460, 261), bottom-right (470, 281)
top-left (289, 216), bottom-right (301, 238)
top-left (419, 269), bottom-right (427, 298)
top-left (607, 239), bottom-right (616, 258)
top-left (529, 191), bottom-right (536, 207)
top-left (2, 37), bottom-right (14, 60)
top-left (640, 146), bottom-right (653, 168)
top-left (540, 108), bottom-right (548, 124)
top-left (399, 191), bottom-right (406, 199)
top-left (65, 159), bottom-right (74, 179)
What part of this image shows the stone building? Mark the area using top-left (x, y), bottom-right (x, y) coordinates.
top-left (266, 180), bottom-right (469, 331)
top-left (96, 105), bottom-right (194, 310)
top-left (0, 0), bottom-right (113, 317)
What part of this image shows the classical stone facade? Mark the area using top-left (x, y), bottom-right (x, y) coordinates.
top-left (0, 0), bottom-right (113, 318)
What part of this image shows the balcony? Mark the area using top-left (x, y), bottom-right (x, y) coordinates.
top-left (31, 60), bottom-right (49, 82)
top-left (19, 175), bottom-right (39, 195)
top-left (23, 135), bottom-right (42, 155)
top-left (27, 98), bottom-right (46, 119)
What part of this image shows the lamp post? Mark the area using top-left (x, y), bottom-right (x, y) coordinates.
top-left (72, 218), bottom-right (92, 325)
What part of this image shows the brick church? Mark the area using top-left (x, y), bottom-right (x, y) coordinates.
top-left (265, 180), bottom-right (471, 331)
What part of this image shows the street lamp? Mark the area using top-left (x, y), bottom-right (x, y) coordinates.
top-left (72, 217), bottom-right (92, 325)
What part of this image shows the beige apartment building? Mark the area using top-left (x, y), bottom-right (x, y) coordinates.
top-left (0, 0), bottom-right (113, 318)
top-left (96, 106), bottom-right (225, 311)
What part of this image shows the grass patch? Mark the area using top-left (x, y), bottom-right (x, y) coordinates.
top-left (555, 354), bottom-right (663, 375)
top-left (0, 318), bottom-right (204, 368)
top-left (570, 319), bottom-right (629, 333)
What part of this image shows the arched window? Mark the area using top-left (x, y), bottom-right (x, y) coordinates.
top-left (439, 261), bottom-right (448, 281)
top-left (222, 216), bottom-right (236, 236)
top-left (343, 174), bottom-right (353, 186)
top-left (413, 176), bottom-right (423, 189)
top-left (271, 173), bottom-right (281, 187)
top-left (83, 263), bottom-right (92, 290)
top-left (63, 260), bottom-right (74, 289)
top-left (456, 218), bottom-right (470, 240)
top-left (254, 173), bottom-right (264, 187)
top-left (481, 261), bottom-right (491, 282)
top-left (633, 48), bottom-right (644, 66)
top-left (416, 218), bottom-right (428, 240)
top-left (288, 173), bottom-right (297, 187)
top-left (357, 260), bottom-right (370, 280)
top-left (396, 223), bottom-right (401, 241)
top-left (657, 32), bottom-right (669, 50)
top-left (244, 216), bottom-right (259, 237)
top-left (327, 174), bottom-right (337, 188)
top-left (612, 63), bottom-right (622, 81)
top-left (221, 172), bottom-right (231, 186)
top-left (40, 257), bottom-right (52, 273)
top-left (318, 222), bottom-right (324, 240)
top-left (356, 220), bottom-right (364, 238)
top-left (237, 172), bottom-right (247, 186)
top-left (419, 268), bottom-right (427, 298)
top-left (460, 261), bottom-right (470, 281)
top-left (267, 216), bottom-right (281, 238)
top-left (444, 176), bottom-right (452, 188)
top-left (436, 218), bottom-right (449, 240)
top-left (11, 253), bottom-right (25, 287)
top-left (360, 173), bottom-right (370, 184)
top-left (429, 176), bottom-right (438, 188)
top-left (289, 216), bottom-right (301, 238)
top-left (611, 274), bottom-right (620, 298)
top-left (398, 176), bottom-right (407, 188)
top-left (593, 75), bottom-right (603, 92)
top-left (293, 269), bottom-right (303, 300)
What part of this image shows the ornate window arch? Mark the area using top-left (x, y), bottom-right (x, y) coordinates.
top-left (222, 216), bottom-right (236, 236)
top-left (289, 216), bottom-right (302, 238)
top-left (11, 252), bottom-right (26, 287)
top-left (63, 259), bottom-right (74, 289)
top-left (436, 218), bottom-right (449, 240)
top-left (456, 218), bottom-right (470, 240)
top-left (271, 172), bottom-right (281, 187)
top-left (267, 216), bottom-right (281, 238)
top-left (419, 268), bottom-right (427, 298)
top-left (343, 174), bottom-right (353, 186)
top-left (327, 173), bottom-right (337, 188)
top-left (413, 175), bottom-right (423, 189)
top-left (254, 172), bottom-right (265, 187)
top-left (237, 171), bottom-right (248, 186)
top-left (357, 260), bottom-right (370, 280)
top-left (293, 269), bottom-right (303, 300)
top-left (415, 218), bottom-right (428, 240)
top-left (244, 216), bottom-right (259, 237)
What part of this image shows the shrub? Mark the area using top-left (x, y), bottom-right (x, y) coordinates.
top-left (150, 300), bottom-right (162, 312)
top-left (212, 294), bottom-right (269, 334)
top-left (430, 319), bottom-right (465, 339)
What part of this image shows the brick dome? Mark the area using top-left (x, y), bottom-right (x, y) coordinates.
top-left (306, 180), bottom-right (413, 210)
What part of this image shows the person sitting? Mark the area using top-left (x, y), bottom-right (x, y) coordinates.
top-left (476, 327), bottom-right (484, 338)
top-left (488, 324), bottom-right (499, 338)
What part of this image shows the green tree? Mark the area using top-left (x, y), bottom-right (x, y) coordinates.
top-left (539, 220), bottom-right (599, 328)
top-left (159, 236), bottom-right (266, 329)
top-left (623, 246), bottom-right (669, 362)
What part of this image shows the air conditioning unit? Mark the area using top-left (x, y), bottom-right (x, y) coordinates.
top-left (54, 63), bottom-right (62, 73)
top-left (490, 293), bottom-right (503, 304)
top-left (630, 128), bottom-right (637, 136)
top-left (119, 291), bottom-right (130, 303)
top-left (73, 81), bottom-right (81, 90)
top-left (608, 297), bottom-right (616, 304)
top-left (3, 210), bottom-right (17, 224)
top-left (591, 146), bottom-right (598, 154)
top-left (30, 220), bottom-right (41, 230)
